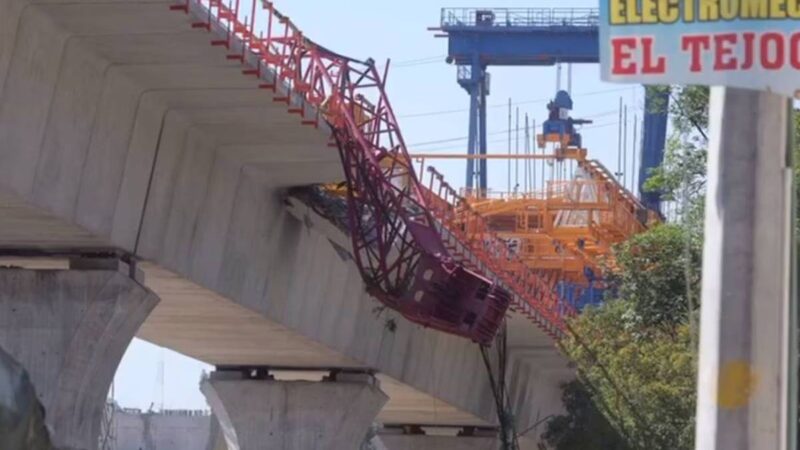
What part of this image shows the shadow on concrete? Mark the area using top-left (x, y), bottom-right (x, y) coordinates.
top-left (0, 346), bottom-right (54, 450)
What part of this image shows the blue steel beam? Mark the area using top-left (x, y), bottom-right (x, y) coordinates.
top-left (444, 29), bottom-right (599, 67)
top-left (438, 7), bottom-right (667, 212)
top-left (441, 8), bottom-right (600, 66)
top-left (639, 87), bottom-right (669, 211)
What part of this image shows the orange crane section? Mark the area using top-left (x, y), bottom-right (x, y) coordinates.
top-left (420, 138), bottom-right (657, 302)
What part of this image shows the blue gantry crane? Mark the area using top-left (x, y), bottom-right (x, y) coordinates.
top-left (436, 7), bottom-right (668, 212)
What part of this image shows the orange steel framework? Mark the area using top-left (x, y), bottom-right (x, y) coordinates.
top-left (417, 147), bottom-right (656, 309)
top-left (167, 0), bottom-right (654, 342)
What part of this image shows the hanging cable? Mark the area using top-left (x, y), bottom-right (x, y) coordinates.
top-left (409, 110), bottom-right (618, 148)
top-left (407, 121), bottom-right (621, 154)
top-left (479, 323), bottom-right (520, 450)
top-left (556, 62), bottom-right (562, 92)
top-left (398, 87), bottom-right (631, 119)
top-left (376, 54), bottom-right (446, 69)
top-left (670, 91), bottom-right (709, 141)
top-left (559, 322), bottom-right (665, 449)
top-left (567, 64), bottom-right (573, 95)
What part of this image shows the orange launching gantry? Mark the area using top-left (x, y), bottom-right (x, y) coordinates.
top-left (414, 90), bottom-right (658, 309)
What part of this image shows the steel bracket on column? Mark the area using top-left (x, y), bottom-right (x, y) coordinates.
top-left (214, 366), bottom-right (378, 381)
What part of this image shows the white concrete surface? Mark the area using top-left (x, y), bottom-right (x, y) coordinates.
top-left (0, 0), bottom-right (572, 433)
top-left (202, 371), bottom-right (388, 450)
top-left (112, 408), bottom-right (220, 450)
top-left (695, 89), bottom-right (795, 450)
top-left (0, 266), bottom-right (159, 450)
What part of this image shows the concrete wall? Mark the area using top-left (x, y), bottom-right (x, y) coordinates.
top-left (111, 409), bottom-right (220, 450)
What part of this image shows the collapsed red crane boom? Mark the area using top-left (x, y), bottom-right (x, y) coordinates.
top-left (170, 0), bottom-right (510, 344)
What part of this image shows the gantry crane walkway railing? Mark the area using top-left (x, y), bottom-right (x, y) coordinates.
top-left (440, 7), bottom-right (600, 29)
top-left (166, 0), bottom-right (647, 344)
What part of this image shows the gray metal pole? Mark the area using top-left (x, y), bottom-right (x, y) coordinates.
top-left (515, 108), bottom-right (520, 193)
top-left (695, 87), bottom-right (796, 450)
top-left (623, 105), bottom-right (628, 188)
top-left (525, 113), bottom-right (529, 193)
top-left (508, 98), bottom-right (512, 194)
top-left (632, 114), bottom-right (638, 195)
top-left (532, 119), bottom-right (537, 193)
top-left (617, 97), bottom-right (623, 179)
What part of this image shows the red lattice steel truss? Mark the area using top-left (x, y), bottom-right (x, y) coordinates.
top-left (168, 0), bottom-right (578, 343)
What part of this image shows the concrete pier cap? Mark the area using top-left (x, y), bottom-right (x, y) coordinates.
top-left (0, 258), bottom-right (159, 450)
top-left (201, 368), bottom-right (388, 450)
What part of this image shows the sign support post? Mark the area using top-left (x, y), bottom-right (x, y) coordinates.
top-left (695, 87), bottom-right (796, 450)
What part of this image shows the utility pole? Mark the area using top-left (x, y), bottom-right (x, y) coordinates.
top-left (695, 87), bottom-right (797, 450)
top-left (622, 105), bottom-right (628, 187)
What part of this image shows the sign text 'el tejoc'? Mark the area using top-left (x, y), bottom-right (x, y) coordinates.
top-left (600, 0), bottom-right (800, 97)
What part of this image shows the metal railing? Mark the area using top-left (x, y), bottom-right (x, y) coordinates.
top-left (441, 8), bottom-right (600, 29)
top-left (459, 180), bottom-right (608, 203)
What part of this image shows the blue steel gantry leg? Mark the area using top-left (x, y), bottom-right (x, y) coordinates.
top-left (478, 67), bottom-right (488, 192)
top-left (461, 57), bottom-right (489, 194)
top-left (441, 8), bottom-right (670, 209)
top-left (639, 86), bottom-right (670, 213)
top-left (465, 77), bottom-right (479, 191)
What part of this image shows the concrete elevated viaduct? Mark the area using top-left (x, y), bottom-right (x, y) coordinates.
top-left (0, 0), bottom-right (572, 448)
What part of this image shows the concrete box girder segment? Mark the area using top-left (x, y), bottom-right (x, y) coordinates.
top-left (0, 263), bottom-right (159, 450)
top-left (202, 371), bottom-right (388, 450)
top-left (0, 0), bottom-right (572, 433)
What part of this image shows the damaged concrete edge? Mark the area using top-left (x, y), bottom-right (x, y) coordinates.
top-left (284, 194), bottom-right (354, 262)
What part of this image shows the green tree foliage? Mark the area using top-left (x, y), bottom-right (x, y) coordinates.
top-left (539, 381), bottom-right (630, 450)
top-left (540, 224), bottom-right (700, 450)
top-left (643, 86), bottom-right (708, 236)
top-left (541, 85), bottom-right (709, 450)
top-left (539, 95), bottom-right (799, 450)
top-left (611, 225), bottom-right (702, 334)
top-left (555, 225), bottom-right (699, 450)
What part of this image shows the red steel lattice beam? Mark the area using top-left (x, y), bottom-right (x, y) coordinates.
top-left (168, 0), bottom-right (581, 343)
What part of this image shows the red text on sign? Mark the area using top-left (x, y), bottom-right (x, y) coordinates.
top-left (680, 31), bottom-right (800, 72)
top-left (611, 32), bottom-right (800, 75)
top-left (610, 36), bottom-right (667, 75)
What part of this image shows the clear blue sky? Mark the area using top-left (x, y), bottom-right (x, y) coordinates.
top-left (114, 0), bottom-right (644, 411)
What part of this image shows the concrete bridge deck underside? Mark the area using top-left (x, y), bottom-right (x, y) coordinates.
top-left (0, 0), bottom-right (572, 429)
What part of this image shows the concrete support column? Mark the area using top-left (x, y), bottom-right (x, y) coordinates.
top-left (695, 88), bottom-right (795, 449)
top-left (201, 370), bottom-right (388, 450)
top-left (0, 259), bottom-right (159, 450)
